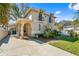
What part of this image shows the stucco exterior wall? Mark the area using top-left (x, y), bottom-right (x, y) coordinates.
top-left (31, 11), bottom-right (49, 35)
top-left (26, 12), bottom-right (33, 20)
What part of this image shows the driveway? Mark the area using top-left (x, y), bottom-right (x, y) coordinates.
top-left (0, 35), bottom-right (75, 56)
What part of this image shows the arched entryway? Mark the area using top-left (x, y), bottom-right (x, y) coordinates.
top-left (16, 18), bottom-right (32, 38)
top-left (23, 23), bottom-right (32, 36)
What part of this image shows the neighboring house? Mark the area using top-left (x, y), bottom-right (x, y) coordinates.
top-left (61, 26), bottom-right (74, 36)
top-left (74, 27), bottom-right (79, 34)
top-left (59, 20), bottom-right (73, 36)
top-left (14, 8), bottom-right (56, 37)
top-left (63, 26), bottom-right (74, 31)
top-left (61, 26), bottom-right (79, 36)
top-left (60, 20), bottom-right (72, 26)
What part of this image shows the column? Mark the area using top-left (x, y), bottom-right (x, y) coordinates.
top-left (16, 25), bottom-right (19, 36)
top-left (20, 24), bottom-right (24, 39)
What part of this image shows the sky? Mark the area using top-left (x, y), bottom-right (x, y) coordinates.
top-left (9, 3), bottom-right (79, 24)
top-left (29, 3), bottom-right (76, 22)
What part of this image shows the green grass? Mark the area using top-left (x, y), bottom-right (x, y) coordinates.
top-left (49, 35), bottom-right (79, 55)
top-left (49, 40), bottom-right (79, 55)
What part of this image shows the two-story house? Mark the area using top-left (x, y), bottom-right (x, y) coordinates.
top-left (15, 8), bottom-right (56, 38)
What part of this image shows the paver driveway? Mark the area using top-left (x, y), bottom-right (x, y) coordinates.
top-left (0, 35), bottom-right (75, 56)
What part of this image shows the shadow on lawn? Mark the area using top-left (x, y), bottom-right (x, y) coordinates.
top-left (0, 35), bottom-right (10, 46)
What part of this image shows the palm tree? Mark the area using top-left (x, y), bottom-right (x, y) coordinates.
top-left (70, 3), bottom-right (79, 27)
top-left (72, 10), bottom-right (79, 28)
top-left (70, 3), bottom-right (79, 20)
top-left (73, 10), bottom-right (79, 20)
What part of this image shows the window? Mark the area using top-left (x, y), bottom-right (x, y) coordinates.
top-left (39, 13), bottom-right (42, 21)
top-left (39, 24), bottom-right (41, 31)
top-left (49, 16), bottom-right (51, 23)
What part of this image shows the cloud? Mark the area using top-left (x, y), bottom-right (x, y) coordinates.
top-left (69, 3), bottom-right (79, 10)
top-left (55, 11), bottom-right (61, 14)
top-left (73, 4), bottom-right (79, 10)
top-left (69, 4), bottom-right (72, 9)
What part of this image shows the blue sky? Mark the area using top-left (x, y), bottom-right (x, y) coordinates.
top-left (29, 3), bottom-right (76, 22)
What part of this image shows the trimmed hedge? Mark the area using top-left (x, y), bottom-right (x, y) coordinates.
top-left (58, 36), bottom-right (79, 42)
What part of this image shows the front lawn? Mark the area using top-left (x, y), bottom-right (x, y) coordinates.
top-left (49, 36), bottom-right (79, 55)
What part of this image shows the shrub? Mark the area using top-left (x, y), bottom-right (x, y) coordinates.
top-left (58, 36), bottom-right (79, 42)
top-left (69, 30), bottom-right (78, 37)
top-left (43, 30), bottom-right (52, 38)
top-left (52, 30), bottom-right (60, 36)
top-left (43, 29), bottom-right (59, 38)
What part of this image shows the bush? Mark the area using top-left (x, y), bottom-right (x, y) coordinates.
top-left (43, 30), bottom-right (52, 38)
top-left (43, 29), bottom-right (59, 38)
top-left (69, 30), bottom-right (78, 37)
top-left (52, 30), bottom-right (60, 36)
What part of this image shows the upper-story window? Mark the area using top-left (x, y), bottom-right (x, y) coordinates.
top-left (39, 24), bottom-right (41, 31)
top-left (49, 15), bottom-right (52, 23)
top-left (39, 13), bottom-right (42, 21)
top-left (38, 9), bottom-right (44, 21)
top-left (49, 14), bottom-right (53, 23)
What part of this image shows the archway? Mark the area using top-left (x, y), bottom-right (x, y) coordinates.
top-left (16, 18), bottom-right (32, 38)
top-left (23, 23), bottom-right (31, 36)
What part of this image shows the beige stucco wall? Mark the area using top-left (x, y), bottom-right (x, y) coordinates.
top-left (30, 11), bottom-right (55, 35)
top-left (0, 28), bottom-right (8, 41)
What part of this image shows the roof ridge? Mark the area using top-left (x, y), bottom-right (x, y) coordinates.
top-left (25, 8), bottom-right (56, 18)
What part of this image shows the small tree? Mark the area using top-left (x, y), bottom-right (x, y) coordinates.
top-left (43, 25), bottom-right (59, 38)
top-left (43, 26), bottom-right (52, 38)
